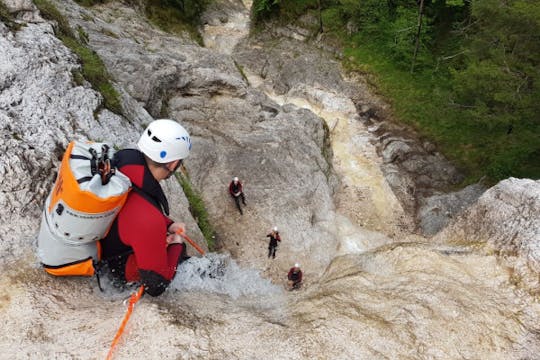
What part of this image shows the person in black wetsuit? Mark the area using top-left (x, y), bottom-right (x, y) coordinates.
top-left (266, 227), bottom-right (281, 259)
top-left (228, 177), bottom-right (246, 215)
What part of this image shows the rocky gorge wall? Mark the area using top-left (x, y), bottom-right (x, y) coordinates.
top-left (436, 177), bottom-right (540, 294)
top-left (1, 0), bottom-right (540, 358)
top-left (1, 0), bottom-right (539, 309)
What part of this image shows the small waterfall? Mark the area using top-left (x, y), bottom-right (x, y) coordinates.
top-left (171, 253), bottom-right (283, 300)
top-left (202, 0), bottom-right (252, 54)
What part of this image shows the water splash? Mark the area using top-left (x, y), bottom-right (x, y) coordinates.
top-left (171, 253), bottom-right (283, 300)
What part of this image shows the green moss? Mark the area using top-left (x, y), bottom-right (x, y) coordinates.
top-left (233, 60), bottom-right (249, 84)
top-left (159, 97), bottom-right (169, 118)
top-left (33, 0), bottom-right (74, 36)
top-left (144, 0), bottom-right (211, 45)
top-left (74, 0), bottom-right (110, 7)
top-left (0, 1), bottom-right (22, 30)
top-left (77, 25), bottom-right (89, 44)
top-left (71, 69), bottom-right (85, 86)
top-left (175, 172), bottom-right (215, 251)
top-left (33, 0), bottom-right (123, 115)
top-left (81, 13), bottom-right (94, 22)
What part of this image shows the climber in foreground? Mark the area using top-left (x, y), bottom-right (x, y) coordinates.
top-left (228, 176), bottom-right (246, 214)
top-left (287, 263), bottom-right (303, 290)
top-left (100, 119), bottom-right (192, 296)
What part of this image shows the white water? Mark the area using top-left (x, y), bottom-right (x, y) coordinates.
top-left (172, 253), bottom-right (283, 300)
top-left (202, 0), bottom-right (252, 55)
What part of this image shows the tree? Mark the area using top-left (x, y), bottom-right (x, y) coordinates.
top-left (452, 0), bottom-right (540, 128)
top-left (411, 0), bottom-right (426, 73)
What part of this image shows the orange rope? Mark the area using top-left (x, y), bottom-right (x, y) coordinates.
top-left (106, 285), bottom-right (145, 360)
top-left (106, 231), bottom-right (203, 359)
top-left (176, 230), bottom-right (206, 255)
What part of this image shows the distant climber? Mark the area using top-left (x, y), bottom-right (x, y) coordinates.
top-left (229, 176), bottom-right (246, 215)
top-left (266, 226), bottom-right (281, 259)
top-left (287, 263), bottom-right (303, 290)
top-left (100, 119), bottom-right (192, 297)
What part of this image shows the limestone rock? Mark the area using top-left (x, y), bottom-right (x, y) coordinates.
top-left (418, 183), bottom-right (485, 236)
top-left (436, 178), bottom-right (540, 293)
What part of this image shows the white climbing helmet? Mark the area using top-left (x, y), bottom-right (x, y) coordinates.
top-left (273, 226), bottom-right (278, 232)
top-left (138, 119), bottom-right (191, 163)
top-left (233, 177), bottom-right (239, 182)
top-left (294, 263), bottom-right (300, 268)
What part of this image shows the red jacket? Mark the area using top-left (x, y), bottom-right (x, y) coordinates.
top-left (101, 149), bottom-right (185, 296)
top-left (229, 180), bottom-right (243, 196)
top-left (288, 268), bottom-right (302, 283)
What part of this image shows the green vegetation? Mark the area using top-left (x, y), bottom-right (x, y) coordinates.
top-left (233, 60), bottom-right (249, 84)
top-left (72, 0), bottom-right (210, 43)
top-left (176, 172), bottom-right (216, 250)
top-left (74, 0), bottom-right (110, 7)
top-left (253, 0), bottom-right (540, 184)
top-left (33, 0), bottom-right (123, 115)
top-left (0, 0), bottom-right (22, 30)
top-left (143, 0), bottom-right (210, 44)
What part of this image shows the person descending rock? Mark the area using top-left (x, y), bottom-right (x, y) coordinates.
top-left (100, 119), bottom-right (192, 297)
top-left (228, 176), bottom-right (246, 215)
top-left (287, 263), bottom-right (303, 290)
top-left (266, 226), bottom-right (281, 259)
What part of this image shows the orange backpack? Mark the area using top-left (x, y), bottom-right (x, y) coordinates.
top-left (37, 141), bottom-right (131, 276)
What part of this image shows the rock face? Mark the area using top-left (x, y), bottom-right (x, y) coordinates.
top-left (436, 178), bottom-right (540, 294)
top-left (1, 0), bottom-right (339, 280)
top-left (418, 183), bottom-right (485, 236)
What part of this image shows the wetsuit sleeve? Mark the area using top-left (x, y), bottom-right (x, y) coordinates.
top-left (139, 243), bottom-right (184, 296)
top-left (165, 217), bottom-right (174, 230)
top-left (118, 195), bottom-right (184, 296)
